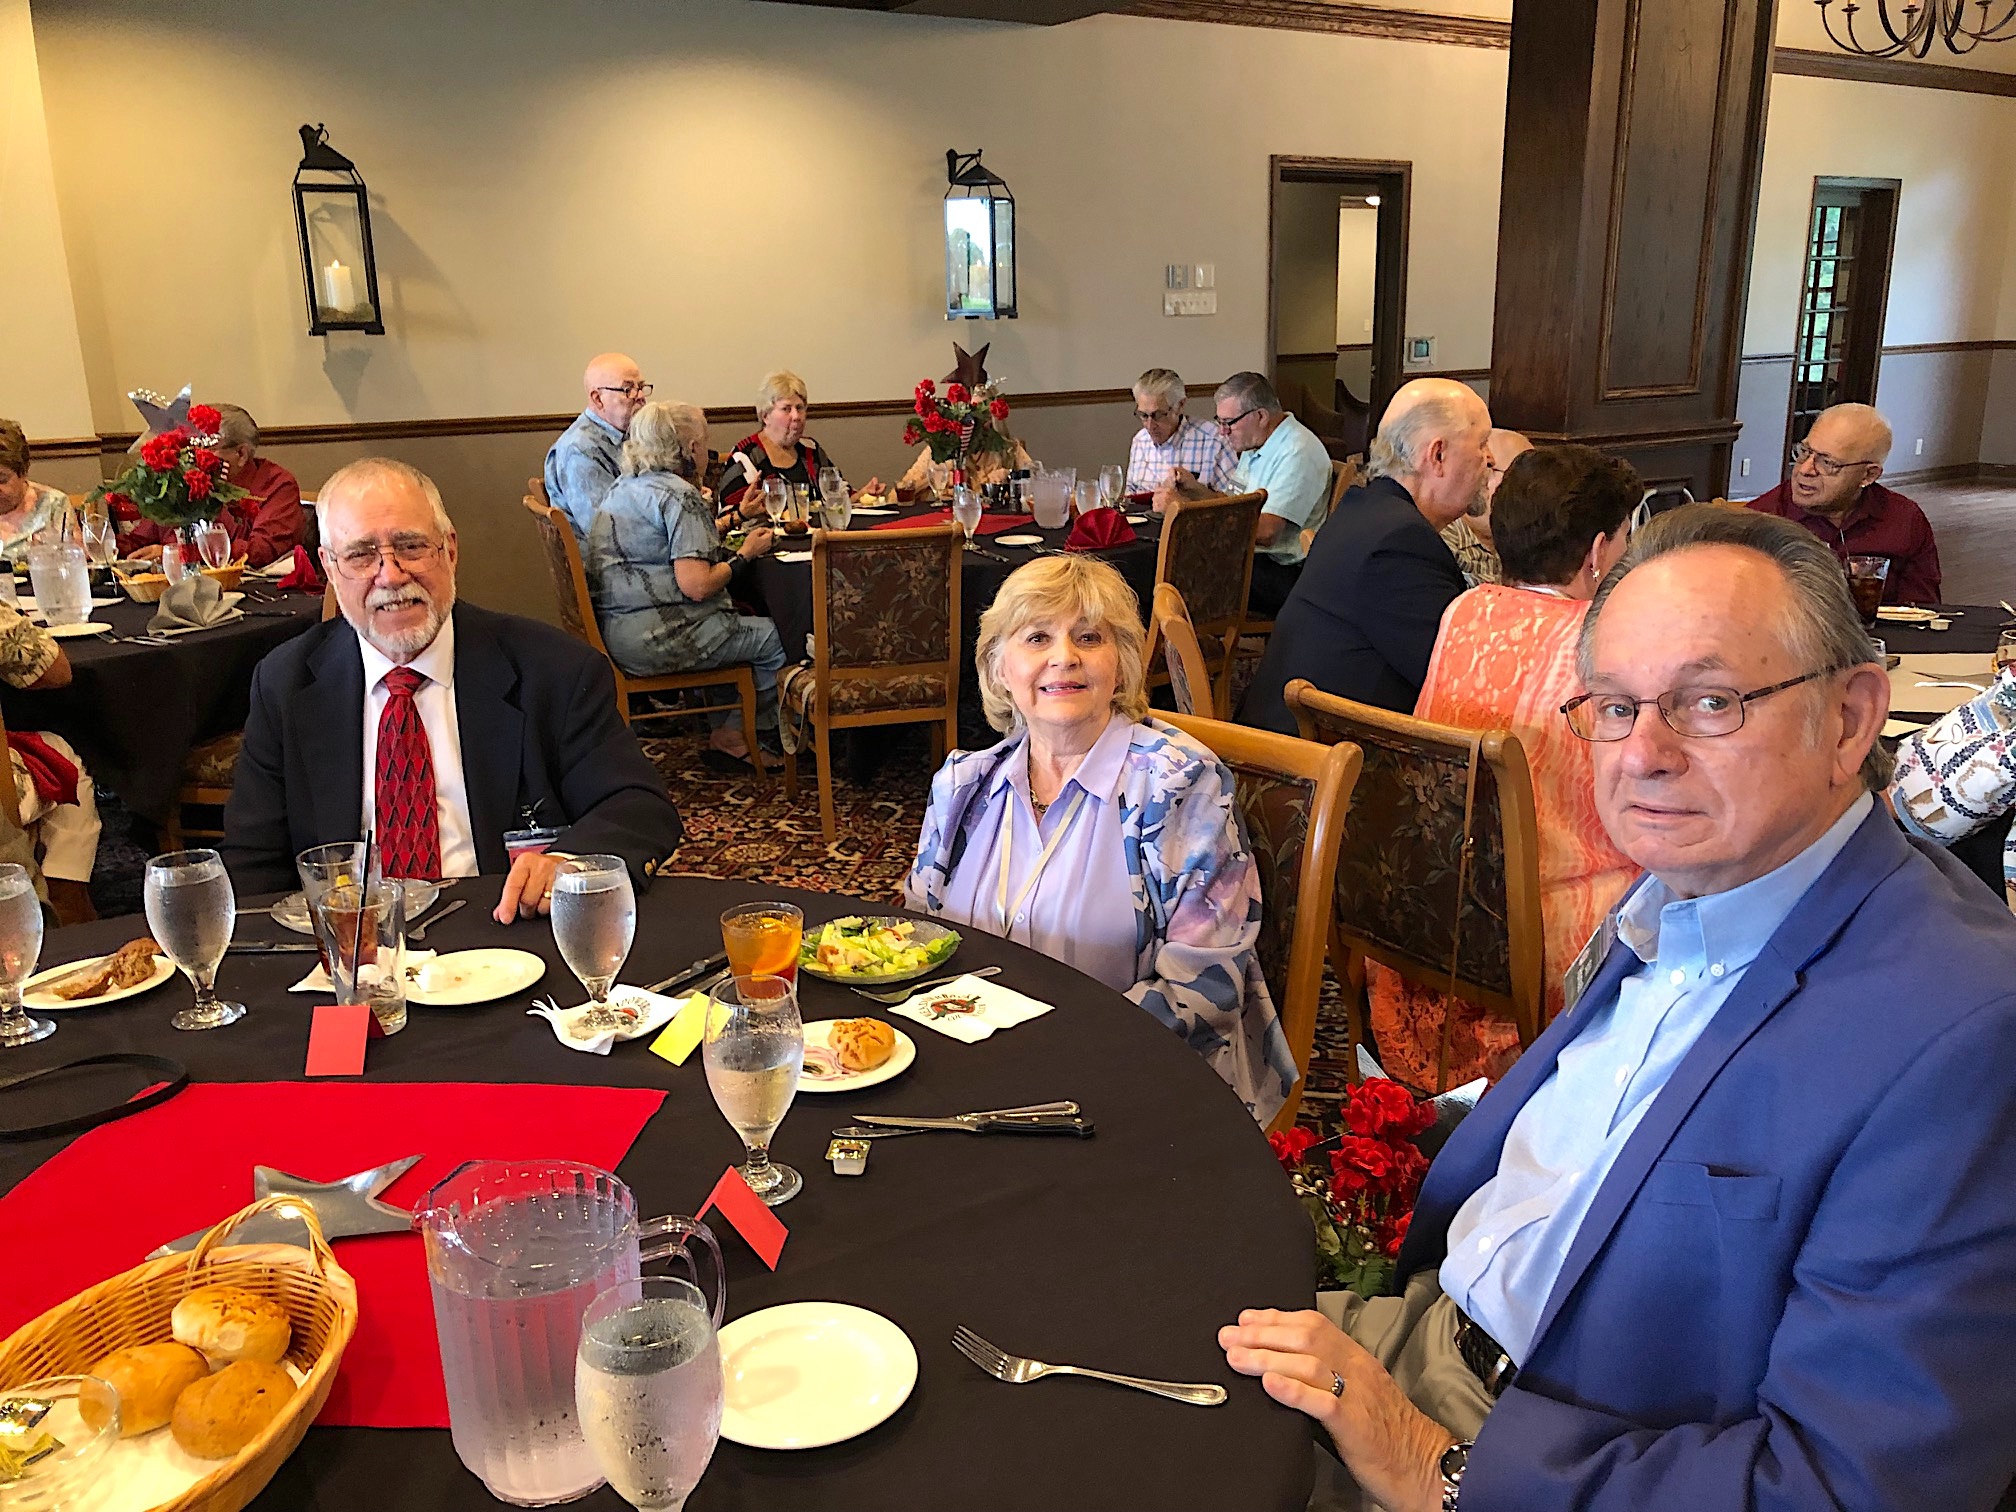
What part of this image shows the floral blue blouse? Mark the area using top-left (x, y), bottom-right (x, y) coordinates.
top-left (906, 716), bottom-right (1296, 1124)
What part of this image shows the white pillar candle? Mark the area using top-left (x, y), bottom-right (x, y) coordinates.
top-left (321, 259), bottom-right (357, 312)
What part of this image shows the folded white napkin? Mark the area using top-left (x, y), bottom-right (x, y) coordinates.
top-left (528, 984), bottom-right (685, 1055)
top-left (291, 949), bottom-right (438, 993)
top-left (888, 972), bottom-right (1054, 1043)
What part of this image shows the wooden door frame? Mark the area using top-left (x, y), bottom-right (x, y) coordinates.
top-left (1268, 155), bottom-right (1411, 425)
top-left (1782, 174), bottom-right (1901, 464)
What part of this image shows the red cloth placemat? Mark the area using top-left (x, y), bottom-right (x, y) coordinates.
top-left (0, 1081), bottom-right (666, 1429)
top-left (868, 509), bottom-right (1034, 534)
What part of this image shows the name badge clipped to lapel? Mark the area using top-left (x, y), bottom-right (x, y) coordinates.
top-left (1562, 913), bottom-right (1619, 1015)
top-left (504, 801), bottom-right (563, 863)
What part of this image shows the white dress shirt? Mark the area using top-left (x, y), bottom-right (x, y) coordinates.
top-left (358, 617), bottom-right (480, 878)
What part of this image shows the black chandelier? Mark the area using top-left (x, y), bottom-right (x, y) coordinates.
top-left (1816, 0), bottom-right (2016, 57)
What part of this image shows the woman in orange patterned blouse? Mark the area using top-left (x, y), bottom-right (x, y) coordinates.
top-left (1370, 445), bottom-right (1642, 1089)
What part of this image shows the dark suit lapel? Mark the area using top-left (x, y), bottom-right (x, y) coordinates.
top-left (450, 607), bottom-right (523, 873)
top-left (301, 623), bottom-right (365, 844)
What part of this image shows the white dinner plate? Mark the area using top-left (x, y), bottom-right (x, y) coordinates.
top-left (1877, 605), bottom-right (1941, 624)
top-left (271, 880), bottom-right (443, 934)
top-left (995, 534), bottom-right (1044, 547)
top-left (1125, 514), bottom-right (1149, 525)
top-left (24, 951), bottom-right (176, 1010)
top-left (775, 551), bottom-right (813, 564)
top-left (798, 1019), bottom-right (916, 1092)
top-left (407, 948), bottom-right (547, 1006)
top-left (719, 1302), bottom-right (918, 1450)
top-left (46, 622), bottom-right (112, 638)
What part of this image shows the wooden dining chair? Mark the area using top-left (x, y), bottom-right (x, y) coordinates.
top-left (520, 493), bottom-right (767, 786)
top-left (778, 526), bottom-right (963, 844)
top-left (1149, 585), bottom-right (1220, 719)
top-left (1284, 679), bottom-right (1544, 1093)
top-left (1165, 711), bottom-right (1362, 1132)
top-left (1142, 489), bottom-right (1265, 719)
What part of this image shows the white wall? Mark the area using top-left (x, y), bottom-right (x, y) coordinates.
top-left (1335, 204), bottom-right (1378, 347)
top-left (1, 0), bottom-right (94, 440)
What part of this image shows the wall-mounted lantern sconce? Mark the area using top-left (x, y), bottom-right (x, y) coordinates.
top-left (293, 124), bottom-right (384, 335)
top-left (944, 149), bottom-right (1016, 321)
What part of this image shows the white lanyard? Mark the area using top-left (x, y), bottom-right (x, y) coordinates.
top-left (996, 790), bottom-right (1088, 938)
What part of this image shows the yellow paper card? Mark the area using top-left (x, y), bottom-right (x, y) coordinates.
top-left (650, 994), bottom-right (709, 1066)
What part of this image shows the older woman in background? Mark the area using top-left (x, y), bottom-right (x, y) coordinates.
top-left (120, 404), bottom-right (303, 567)
top-left (719, 371), bottom-right (862, 517)
top-left (584, 403), bottom-right (787, 774)
top-left (0, 420), bottom-right (73, 558)
top-left (1368, 444), bottom-right (1641, 1090)
top-left (662, 402), bottom-right (717, 500)
top-left (905, 555), bottom-right (1295, 1123)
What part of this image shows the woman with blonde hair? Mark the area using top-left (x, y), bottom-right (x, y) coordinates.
top-left (905, 555), bottom-right (1294, 1123)
top-left (718, 371), bottom-right (876, 515)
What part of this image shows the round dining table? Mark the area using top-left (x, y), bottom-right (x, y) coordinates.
top-left (0, 586), bottom-right (324, 826)
top-left (0, 874), bottom-right (1316, 1512)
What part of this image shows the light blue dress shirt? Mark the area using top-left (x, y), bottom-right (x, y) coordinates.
top-left (544, 410), bottom-right (625, 539)
top-left (1440, 791), bottom-right (1874, 1364)
top-left (1232, 412), bottom-right (1332, 563)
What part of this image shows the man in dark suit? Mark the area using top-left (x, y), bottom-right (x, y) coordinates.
top-left (1222, 507), bottom-right (2016, 1512)
top-left (222, 457), bottom-right (682, 922)
top-left (1238, 378), bottom-right (1490, 734)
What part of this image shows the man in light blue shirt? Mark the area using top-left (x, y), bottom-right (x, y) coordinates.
top-left (1222, 506), bottom-right (2016, 1512)
top-left (544, 352), bottom-right (650, 539)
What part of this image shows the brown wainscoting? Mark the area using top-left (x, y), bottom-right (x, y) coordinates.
top-left (1881, 339), bottom-right (2016, 357)
top-left (1772, 46), bottom-right (2016, 98)
top-left (28, 436), bottom-right (103, 459)
top-left (1275, 351), bottom-right (1341, 364)
top-left (1123, 0), bottom-right (1510, 47)
top-left (1742, 352), bottom-right (1796, 364)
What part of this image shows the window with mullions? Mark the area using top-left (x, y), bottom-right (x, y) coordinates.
top-left (1784, 178), bottom-right (1899, 468)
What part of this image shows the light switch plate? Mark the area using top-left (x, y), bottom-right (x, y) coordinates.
top-left (1193, 262), bottom-right (1215, 289)
top-left (1164, 289), bottom-right (1218, 317)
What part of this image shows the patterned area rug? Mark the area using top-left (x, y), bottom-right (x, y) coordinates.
top-left (637, 722), bottom-right (1353, 1138)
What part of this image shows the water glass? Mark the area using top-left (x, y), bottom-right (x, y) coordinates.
top-left (576, 1268), bottom-right (727, 1512)
top-left (0, 862), bottom-right (49, 1048)
top-left (760, 477), bottom-right (789, 525)
top-left (27, 543), bottom-right (92, 628)
top-left (951, 486), bottom-right (983, 543)
top-left (1099, 464), bottom-right (1126, 510)
top-left (143, 849), bottom-right (245, 1031)
top-left (1845, 554), bottom-right (1889, 627)
top-left (195, 522), bottom-right (233, 569)
top-left (313, 879), bottom-right (407, 1035)
top-left (162, 540), bottom-right (188, 584)
top-left (702, 974), bottom-right (804, 1206)
top-left (553, 856), bottom-right (636, 1006)
top-left (719, 901), bottom-right (800, 983)
top-left (81, 511), bottom-right (118, 569)
top-left (819, 493), bottom-right (853, 531)
top-left (1073, 480), bottom-right (1100, 519)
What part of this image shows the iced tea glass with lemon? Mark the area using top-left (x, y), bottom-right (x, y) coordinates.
top-left (720, 902), bottom-right (803, 984)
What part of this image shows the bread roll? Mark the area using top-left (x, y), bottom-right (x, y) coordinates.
top-left (830, 1017), bottom-right (896, 1073)
top-left (172, 1284), bottom-right (292, 1367)
top-left (170, 1360), bottom-right (295, 1459)
top-left (81, 1341), bottom-right (208, 1436)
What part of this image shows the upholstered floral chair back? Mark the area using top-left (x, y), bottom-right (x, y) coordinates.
top-left (522, 494), bottom-right (599, 650)
top-left (816, 528), bottom-right (960, 671)
top-left (1157, 490), bottom-right (1267, 633)
top-left (1165, 710), bottom-right (1362, 1133)
top-left (1286, 680), bottom-right (1544, 1042)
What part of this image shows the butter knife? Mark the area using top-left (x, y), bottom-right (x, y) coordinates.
top-left (854, 1112), bottom-right (1094, 1137)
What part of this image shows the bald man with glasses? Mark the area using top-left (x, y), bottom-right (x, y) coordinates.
top-left (1748, 402), bottom-right (1942, 604)
top-left (545, 352), bottom-right (654, 538)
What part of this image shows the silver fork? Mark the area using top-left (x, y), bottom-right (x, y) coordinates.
top-left (851, 964), bottom-right (1002, 1006)
top-left (951, 1326), bottom-right (1226, 1407)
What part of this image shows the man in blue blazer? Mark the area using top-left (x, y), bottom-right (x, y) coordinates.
top-left (1223, 506), bottom-right (2016, 1511)
top-left (222, 458), bottom-right (682, 922)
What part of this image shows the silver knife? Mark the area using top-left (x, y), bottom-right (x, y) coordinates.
top-left (852, 1113), bottom-right (1094, 1136)
top-left (644, 951), bottom-right (729, 995)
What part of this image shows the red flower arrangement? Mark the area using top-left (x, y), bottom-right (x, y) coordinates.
top-left (1269, 1078), bottom-right (1436, 1297)
top-left (901, 375), bottom-right (1013, 474)
top-left (92, 402), bottom-right (247, 532)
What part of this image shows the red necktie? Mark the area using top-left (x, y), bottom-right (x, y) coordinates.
top-left (375, 666), bottom-right (442, 881)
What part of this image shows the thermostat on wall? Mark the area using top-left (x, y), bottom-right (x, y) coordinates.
top-left (1406, 336), bottom-right (1436, 365)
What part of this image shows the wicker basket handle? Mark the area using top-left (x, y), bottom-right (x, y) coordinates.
top-left (185, 1194), bottom-right (339, 1279)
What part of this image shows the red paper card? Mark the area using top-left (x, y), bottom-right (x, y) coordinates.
top-left (305, 1003), bottom-right (371, 1076)
top-left (696, 1165), bottom-right (788, 1270)
top-left (0, 1081), bottom-right (665, 1429)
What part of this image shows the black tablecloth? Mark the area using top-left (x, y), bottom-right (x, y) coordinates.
top-left (0, 875), bottom-right (1315, 1512)
top-left (0, 589), bottom-right (323, 824)
top-left (1875, 602), bottom-right (2009, 657)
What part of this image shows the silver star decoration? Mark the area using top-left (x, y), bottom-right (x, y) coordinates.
top-left (148, 1153), bottom-right (424, 1256)
top-left (127, 384), bottom-right (194, 452)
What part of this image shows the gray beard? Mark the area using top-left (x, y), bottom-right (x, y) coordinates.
top-left (352, 585), bottom-right (452, 662)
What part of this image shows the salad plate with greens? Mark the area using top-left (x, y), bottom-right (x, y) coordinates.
top-left (799, 916), bottom-right (961, 983)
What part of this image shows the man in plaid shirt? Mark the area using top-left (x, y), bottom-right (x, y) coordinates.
top-left (1125, 368), bottom-right (1237, 495)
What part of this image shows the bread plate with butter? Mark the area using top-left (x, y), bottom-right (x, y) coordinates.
top-left (24, 939), bottom-right (175, 1010)
top-left (798, 1017), bottom-right (916, 1092)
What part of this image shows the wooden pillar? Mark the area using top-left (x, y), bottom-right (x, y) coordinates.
top-left (1487, 0), bottom-right (1779, 500)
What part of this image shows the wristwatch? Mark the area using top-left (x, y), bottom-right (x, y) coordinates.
top-left (1439, 1439), bottom-right (1472, 1511)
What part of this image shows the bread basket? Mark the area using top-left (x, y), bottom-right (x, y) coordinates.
top-left (0, 1195), bottom-right (358, 1512)
top-left (114, 563), bottom-right (244, 603)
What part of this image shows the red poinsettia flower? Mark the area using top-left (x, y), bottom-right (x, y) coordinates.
top-left (914, 379), bottom-right (936, 400)
top-left (944, 382), bottom-right (969, 405)
top-left (1344, 1077), bottom-right (1426, 1140)
top-left (1268, 1127), bottom-right (1317, 1168)
top-left (989, 397), bottom-right (1010, 422)
top-left (902, 420), bottom-right (924, 447)
top-left (189, 447), bottom-right (223, 476)
top-left (915, 395), bottom-right (935, 419)
top-left (1334, 1135), bottom-right (1396, 1187)
top-left (188, 403), bottom-right (222, 433)
top-left (1329, 1163), bottom-right (1369, 1201)
top-left (184, 467), bottom-right (214, 501)
top-left (140, 431), bottom-right (182, 471)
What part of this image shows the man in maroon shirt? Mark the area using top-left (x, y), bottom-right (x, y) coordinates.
top-left (122, 404), bottom-right (306, 568)
top-left (1748, 402), bottom-right (1941, 604)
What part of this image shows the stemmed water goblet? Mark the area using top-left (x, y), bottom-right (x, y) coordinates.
top-left (0, 862), bottom-right (49, 1047)
top-left (1099, 464), bottom-right (1126, 511)
top-left (195, 522), bottom-right (233, 570)
top-left (143, 849), bottom-right (245, 1030)
top-left (702, 973), bottom-right (803, 1206)
top-left (951, 485), bottom-right (983, 544)
top-left (819, 467), bottom-right (852, 530)
top-left (551, 856), bottom-right (636, 1007)
top-left (760, 477), bottom-right (789, 529)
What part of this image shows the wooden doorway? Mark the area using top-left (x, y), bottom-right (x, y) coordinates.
top-left (1269, 156), bottom-right (1410, 461)
top-left (1785, 176), bottom-right (1900, 464)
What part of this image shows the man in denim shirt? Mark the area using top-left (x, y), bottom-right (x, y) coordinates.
top-left (545, 352), bottom-right (650, 538)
